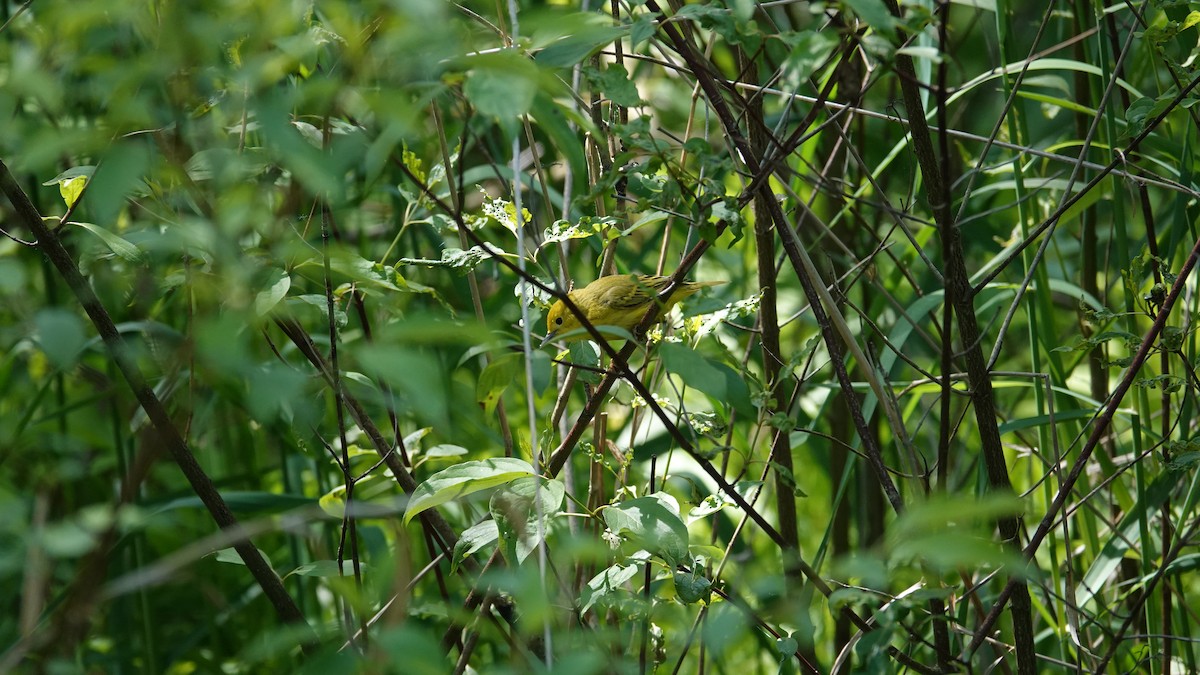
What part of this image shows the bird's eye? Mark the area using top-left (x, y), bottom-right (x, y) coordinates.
top-left (554, 317), bottom-right (563, 325)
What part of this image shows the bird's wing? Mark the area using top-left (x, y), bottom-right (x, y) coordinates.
top-left (602, 276), bottom-right (672, 309)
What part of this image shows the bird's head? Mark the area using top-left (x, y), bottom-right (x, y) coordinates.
top-left (543, 299), bottom-right (584, 344)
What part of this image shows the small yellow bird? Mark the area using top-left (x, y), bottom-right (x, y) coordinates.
top-left (544, 274), bottom-right (723, 343)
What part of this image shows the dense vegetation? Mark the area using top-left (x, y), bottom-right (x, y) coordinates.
top-left (2, 0), bottom-right (1199, 672)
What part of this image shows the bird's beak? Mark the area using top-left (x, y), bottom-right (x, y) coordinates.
top-left (540, 331), bottom-right (557, 347)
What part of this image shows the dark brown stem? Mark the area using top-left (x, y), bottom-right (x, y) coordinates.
top-left (743, 46), bottom-right (801, 562)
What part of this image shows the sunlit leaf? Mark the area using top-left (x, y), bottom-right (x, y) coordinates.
top-left (404, 458), bottom-right (535, 524)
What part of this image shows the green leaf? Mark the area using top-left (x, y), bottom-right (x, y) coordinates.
top-left (71, 221), bottom-right (144, 262)
top-left (42, 165), bottom-right (96, 187)
top-left (592, 63), bottom-right (645, 107)
top-left (778, 31), bottom-right (837, 88)
top-left (354, 344), bottom-right (451, 426)
top-left (287, 560), bottom-right (361, 578)
top-left (398, 245), bottom-right (503, 273)
top-left (452, 520), bottom-right (500, 574)
top-left (463, 51), bottom-right (540, 122)
top-left (603, 493), bottom-right (690, 567)
top-left (540, 216), bottom-right (618, 247)
top-left (213, 546), bottom-right (273, 571)
top-left (82, 141), bottom-right (153, 223)
top-left (530, 91), bottom-right (590, 198)
top-left (535, 22), bottom-right (627, 68)
top-left (35, 309), bottom-right (86, 368)
top-left (659, 343), bottom-right (753, 417)
top-left (891, 494), bottom-right (1024, 540)
top-left (579, 553), bottom-right (649, 614)
top-left (673, 569), bottom-right (712, 604)
top-left (325, 252), bottom-right (432, 294)
top-left (889, 495), bottom-right (1027, 572)
top-left (844, 0), bottom-right (899, 35)
top-left (687, 491), bottom-right (735, 520)
top-left (476, 352), bottom-right (523, 416)
top-left (254, 269), bottom-right (291, 317)
top-left (560, 343), bottom-right (599, 384)
top-left (404, 457), bottom-right (536, 524)
top-left (490, 476), bottom-right (565, 565)
top-left (998, 409), bottom-right (1098, 435)
top-left (319, 485), bottom-right (347, 519)
top-left (424, 444), bottom-right (468, 459)
top-left (630, 14), bottom-right (657, 47)
top-left (59, 175), bottom-right (87, 208)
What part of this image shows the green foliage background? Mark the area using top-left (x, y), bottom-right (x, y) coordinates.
top-left (2, 0), bottom-right (1199, 672)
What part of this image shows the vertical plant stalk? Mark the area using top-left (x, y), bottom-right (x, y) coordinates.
top-left (0, 159), bottom-right (310, 632)
top-left (927, 1), bottom-right (955, 667)
top-left (877, 1), bottom-right (1036, 669)
top-left (742, 48), bottom-right (802, 565)
top-left (319, 200), bottom-right (365, 644)
top-left (963, 209), bottom-right (1200, 659)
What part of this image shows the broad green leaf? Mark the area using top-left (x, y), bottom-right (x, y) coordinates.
top-left (319, 485), bottom-right (347, 519)
top-left (402, 427), bottom-right (433, 450)
top-left (594, 63), bottom-right (644, 107)
top-left (534, 22), bottom-right (627, 67)
top-left (83, 141), bottom-right (153, 223)
top-left (630, 14), bottom-right (656, 47)
top-left (890, 493), bottom-right (1024, 540)
top-left (603, 493), bottom-right (689, 567)
top-left (71, 221), bottom-right (144, 262)
top-left (354, 344), bottom-right (451, 426)
top-left (579, 552), bottom-right (650, 614)
top-left (476, 352), bottom-right (523, 416)
top-left (673, 569), bottom-right (712, 604)
top-left (254, 269), bottom-right (291, 316)
top-left (776, 636), bottom-right (799, 657)
top-left (424, 444), bottom-right (468, 459)
top-left (404, 458), bottom-right (535, 524)
top-left (688, 492), bottom-right (734, 520)
top-left (659, 343), bottom-right (754, 417)
top-left (778, 31), bottom-right (837, 88)
top-left (35, 309), bottom-right (86, 368)
top-left (490, 476), bottom-right (565, 565)
top-left (568, 341), bottom-right (602, 385)
top-left (843, 0), bottom-right (898, 35)
top-left (415, 443), bottom-right (469, 470)
top-left (462, 51), bottom-right (539, 122)
top-left (59, 175), bottom-right (87, 208)
top-left (42, 165), bottom-right (96, 186)
top-left (889, 495), bottom-right (1027, 572)
top-left (688, 544), bottom-right (726, 565)
top-left (452, 520), bottom-right (500, 574)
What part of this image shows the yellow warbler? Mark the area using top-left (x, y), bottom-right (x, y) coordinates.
top-left (544, 274), bottom-right (723, 343)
